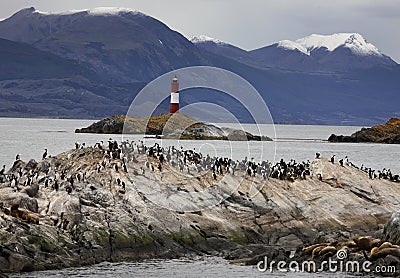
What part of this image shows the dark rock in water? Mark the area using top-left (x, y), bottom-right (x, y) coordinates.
top-left (76, 113), bottom-right (273, 141)
top-left (328, 118), bottom-right (400, 144)
top-left (383, 134), bottom-right (400, 144)
top-left (383, 212), bottom-right (400, 245)
top-left (75, 115), bottom-right (126, 134)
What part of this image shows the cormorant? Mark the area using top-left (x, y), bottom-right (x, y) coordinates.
top-left (0, 165), bottom-right (5, 175)
top-left (42, 149), bottom-right (48, 160)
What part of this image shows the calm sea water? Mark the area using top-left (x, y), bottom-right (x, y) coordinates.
top-left (10, 256), bottom-right (360, 278)
top-left (1, 117), bottom-right (398, 277)
top-left (0, 118), bottom-right (399, 173)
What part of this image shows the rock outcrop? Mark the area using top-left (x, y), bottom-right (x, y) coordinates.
top-left (328, 118), bottom-right (400, 144)
top-left (166, 123), bottom-right (271, 141)
top-left (75, 113), bottom-right (272, 141)
top-left (0, 145), bottom-right (399, 273)
top-left (383, 212), bottom-right (400, 245)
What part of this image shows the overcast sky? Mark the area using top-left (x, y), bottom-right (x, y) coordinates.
top-left (1, 0), bottom-right (399, 62)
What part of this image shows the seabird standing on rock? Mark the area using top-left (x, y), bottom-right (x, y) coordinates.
top-left (15, 154), bottom-right (21, 161)
top-left (315, 153), bottom-right (321, 159)
top-left (330, 155), bottom-right (335, 164)
top-left (10, 176), bottom-right (17, 187)
top-left (0, 165), bottom-right (5, 175)
top-left (344, 156), bottom-right (349, 166)
top-left (42, 149), bottom-right (48, 160)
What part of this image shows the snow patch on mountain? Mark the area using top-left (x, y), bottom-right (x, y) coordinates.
top-left (33, 7), bottom-right (145, 17)
top-left (277, 40), bottom-right (309, 55)
top-left (88, 7), bottom-right (144, 16)
top-left (278, 33), bottom-right (382, 56)
top-left (190, 35), bottom-right (226, 45)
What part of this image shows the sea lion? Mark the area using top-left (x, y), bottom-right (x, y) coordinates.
top-left (378, 242), bottom-right (393, 251)
top-left (10, 204), bottom-right (19, 218)
top-left (303, 243), bottom-right (329, 255)
top-left (345, 239), bottom-right (358, 248)
top-left (312, 246), bottom-right (327, 258)
top-left (369, 248), bottom-right (400, 261)
top-left (21, 210), bottom-right (39, 224)
top-left (370, 246), bottom-right (379, 257)
top-left (10, 203), bottom-right (39, 224)
top-left (318, 246), bottom-right (337, 256)
top-left (353, 236), bottom-right (381, 251)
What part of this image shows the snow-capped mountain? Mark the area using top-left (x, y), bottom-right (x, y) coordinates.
top-left (190, 35), bottom-right (248, 61)
top-left (0, 7), bottom-right (207, 83)
top-left (190, 35), bottom-right (226, 45)
top-left (249, 33), bottom-right (396, 71)
top-left (277, 33), bottom-right (382, 56)
top-left (33, 7), bottom-right (145, 17)
top-left (0, 7), bottom-right (399, 124)
top-left (194, 32), bottom-right (397, 72)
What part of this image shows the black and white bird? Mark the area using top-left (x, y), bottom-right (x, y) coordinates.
top-left (42, 149), bottom-right (48, 160)
top-left (0, 165), bottom-right (5, 175)
top-left (344, 156), bottom-right (349, 165)
top-left (330, 155), bottom-right (335, 164)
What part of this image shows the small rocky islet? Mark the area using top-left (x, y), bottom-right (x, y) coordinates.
top-left (0, 140), bottom-right (400, 275)
top-left (328, 117), bottom-right (400, 144)
top-left (75, 113), bottom-right (272, 141)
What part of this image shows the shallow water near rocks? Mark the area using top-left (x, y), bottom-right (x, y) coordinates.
top-left (0, 118), bottom-right (399, 174)
top-left (10, 256), bottom-right (371, 277)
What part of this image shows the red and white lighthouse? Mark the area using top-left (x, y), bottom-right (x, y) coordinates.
top-left (170, 76), bottom-right (179, 113)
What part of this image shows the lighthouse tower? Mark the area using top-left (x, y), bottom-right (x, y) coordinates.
top-left (170, 76), bottom-right (179, 113)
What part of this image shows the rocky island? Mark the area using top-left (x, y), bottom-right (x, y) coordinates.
top-left (75, 113), bottom-right (272, 141)
top-left (0, 141), bottom-right (400, 275)
top-left (328, 118), bottom-right (400, 144)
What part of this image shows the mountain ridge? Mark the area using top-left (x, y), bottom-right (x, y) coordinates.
top-left (192, 32), bottom-right (397, 72)
top-left (0, 7), bottom-right (399, 125)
